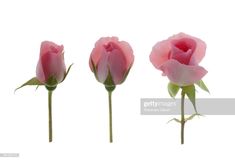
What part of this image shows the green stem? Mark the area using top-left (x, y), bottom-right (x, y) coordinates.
top-left (48, 90), bottom-right (53, 142)
top-left (181, 90), bottom-right (185, 145)
top-left (108, 90), bottom-right (113, 143)
top-left (105, 85), bottom-right (115, 143)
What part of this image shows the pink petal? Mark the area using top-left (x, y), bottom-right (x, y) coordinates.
top-left (40, 41), bottom-right (64, 56)
top-left (189, 37), bottom-right (206, 65)
top-left (36, 59), bottom-right (45, 83)
top-left (160, 59), bottom-right (207, 86)
top-left (96, 52), bottom-right (109, 83)
top-left (149, 39), bottom-right (171, 69)
top-left (118, 41), bottom-right (134, 69)
top-left (38, 52), bottom-right (66, 83)
top-left (89, 57), bottom-right (95, 72)
top-left (108, 48), bottom-right (127, 84)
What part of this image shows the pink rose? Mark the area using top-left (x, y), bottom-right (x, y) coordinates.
top-left (89, 37), bottom-right (134, 85)
top-left (150, 33), bottom-right (207, 86)
top-left (36, 41), bottom-right (66, 86)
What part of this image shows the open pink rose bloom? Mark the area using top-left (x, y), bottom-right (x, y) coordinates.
top-left (150, 33), bottom-right (207, 86)
top-left (36, 41), bottom-right (66, 86)
top-left (89, 37), bottom-right (134, 86)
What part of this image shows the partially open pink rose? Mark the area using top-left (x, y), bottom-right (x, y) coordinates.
top-left (36, 41), bottom-right (66, 86)
top-left (89, 37), bottom-right (134, 85)
top-left (150, 33), bottom-right (207, 86)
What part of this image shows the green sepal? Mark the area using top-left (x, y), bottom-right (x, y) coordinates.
top-left (182, 85), bottom-right (197, 114)
top-left (90, 58), bottom-right (99, 81)
top-left (15, 77), bottom-right (43, 92)
top-left (168, 82), bottom-right (180, 98)
top-left (105, 85), bottom-right (116, 92)
top-left (104, 67), bottom-right (116, 92)
top-left (195, 80), bottom-right (209, 93)
top-left (61, 63), bottom-right (73, 82)
top-left (46, 76), bottom-right (58, 87)
top-left (104, 68), bottom-right (115, 86)
top-left (36, 85), bottom-right (40, 90)
top-left (120, 63), bottom-right (133, 84)
top-left (45, 85), bottom-right (57, 91)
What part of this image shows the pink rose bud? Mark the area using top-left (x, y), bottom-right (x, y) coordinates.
top-left (89, 37), bottom-right (134, 86)
top-left (36, 41), bottom-right (66, 87)
top-left (16, 41), bottom-right (72, 143)
top-left (150, 33), bottom-right (207, 86)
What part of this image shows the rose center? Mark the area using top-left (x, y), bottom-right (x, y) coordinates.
top-left (104, 42), bottom-right (115, 52)
top-left (49, 45), bottom-right (59, 54)
top-left (174, 38), bottom-right (196, 53)
top-left (169, 38), bottom-right (196, 65)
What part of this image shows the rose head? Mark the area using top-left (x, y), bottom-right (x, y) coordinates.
top-left (150, 33), bottom-right (207, 86)
top-left (89, 37), bottom-right (134, 86)
top-left (36, 41), bottom-right (66, 87)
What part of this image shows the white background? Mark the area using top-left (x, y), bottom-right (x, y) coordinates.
top-left (0, 0), bottom-right (235, 159)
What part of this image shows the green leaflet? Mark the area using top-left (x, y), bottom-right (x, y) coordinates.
top-left (167, 118), bottom-right (181, 124)
top-left (15, 63), bottom-right (72, 92)
top-left (185, 113), bottom-right (202, 122)
top-left (168, 82), bottom-right (180, 98)
top-left (195, 80), bottom-right (209, 93)
top-left (168, 114), bottom-right (202, 124)
top-left (15, 77), bottom-right (43, 92)
top-left (182, 85), bottom-right (197, 114)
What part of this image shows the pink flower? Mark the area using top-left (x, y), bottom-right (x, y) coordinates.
top-left (150, 33), bottom-right (207, 86)
top-left (36, 41), bottom-right (66, 86)
top-left (89, 37), bottom-right (134, 85)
